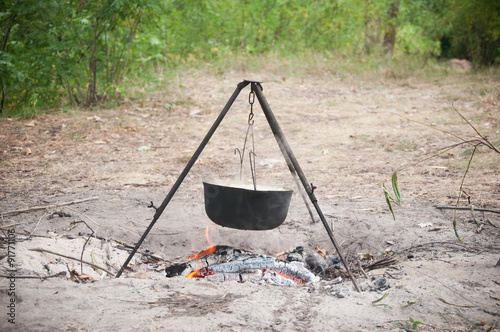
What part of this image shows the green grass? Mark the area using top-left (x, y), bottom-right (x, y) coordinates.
top-left (3, 50), bottom-right (499, 119)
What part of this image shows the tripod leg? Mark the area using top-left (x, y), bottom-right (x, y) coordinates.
top-left (115, 80), bottom-right (250, 278)
top-left (252, 82), bottom-right (360, 292)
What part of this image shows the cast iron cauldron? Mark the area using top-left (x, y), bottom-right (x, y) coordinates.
top-left (203, 181), bottom-right (293, 230)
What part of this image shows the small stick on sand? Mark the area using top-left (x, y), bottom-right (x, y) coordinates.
top-left (357, 261), bottom-right (369, 279)
top-left (28, 212), bottom-right (48, 239)
top-left (29, 248), bottom-right (115, 276)
top-left (2, 197), bottom-right (99, 217)
top-left (436, 206), bottom-right (500, 215)
top-left (0, 272), bottom-right (66, 280)
top-left (79, 220), bottom-right (95, 275)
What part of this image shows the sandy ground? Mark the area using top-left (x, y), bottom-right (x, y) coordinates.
top-left (1, 64), bottom-right (499, 331)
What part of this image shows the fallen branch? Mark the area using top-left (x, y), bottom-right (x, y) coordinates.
top-left (436, 206), bottom-right (500, 215)
top-left (29, 248), bottom-right (115, 276)
top-left (0, 272), bottom-right (66, 280)
top-left (1, 197), bottom-right (99, 217)
top-left (397, 241), bottom-right (499, 253)
top-left (28, 212), bottom-right (47, 239)
top-left (79, 221), bottom-right (94, 275)
top-left (0, 222), bottom-right (29, 230)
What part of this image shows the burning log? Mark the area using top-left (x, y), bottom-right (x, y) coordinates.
top-left (166, 246), bottom-right (320, 285)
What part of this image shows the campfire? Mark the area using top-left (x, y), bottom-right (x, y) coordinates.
top-left (166, 245), bottom-right (344, 286)
top-left (117, 80), bottom-right (360, 291)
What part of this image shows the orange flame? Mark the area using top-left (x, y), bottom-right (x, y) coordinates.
top-left (187, 245), bottom-right (217, 262)
top-left (186, 267), bottom-right (214, 279)
top-left (186, 223), bottom-right (218, 279)
top-left (187, 223), bottom-right (217, 262)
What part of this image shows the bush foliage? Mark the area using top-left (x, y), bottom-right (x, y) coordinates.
top-left (1, 0), bottom-right (499, 114)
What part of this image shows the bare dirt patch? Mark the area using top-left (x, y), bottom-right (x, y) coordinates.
top-left (1, 67), bottom-right (499, 331)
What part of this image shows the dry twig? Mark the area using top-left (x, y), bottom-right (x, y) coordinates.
top-left (0, 272), bottom-right (67, 280)
top-left (79, 220), bottom-right (94, 275)
top-left (28, 212), bottom-right (47, 239)
top-left (29, 248), bottom-right (115, 276)
top-left (436, 206), bottom-right (500, 216)
top-left (1, 197), bottom-right (99, 217)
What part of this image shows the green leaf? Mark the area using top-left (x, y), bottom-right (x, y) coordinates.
top-left (391, 172), bottom-right (401, 204)
top-left (383, 185), bottom-right (396, 220)
top-left (408, 317), bottom-right (422, 329)
top-left (453, 219), bottom-right (463, 242)
top-left (372, 292), bottom-right (389, 304)
top-left (383, 171), bottom-right (402, 220)
top-left (372, 293), bottom-right (393, 309)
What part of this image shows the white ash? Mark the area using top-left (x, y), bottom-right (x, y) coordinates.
top-left (166, 246), bottom-right (322, 285)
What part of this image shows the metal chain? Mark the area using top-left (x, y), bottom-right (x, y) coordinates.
top-left (234, 90), bottom-right (257, 189)
top-left (248, 90), bottom-right (255, 125)
top-left (248, 90), bottom-right (257, 189)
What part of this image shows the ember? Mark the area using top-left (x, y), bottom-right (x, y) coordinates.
top-left (166, 246), bottom-right (331, 286)
top-left (186, 267), bottom-right (214, 279)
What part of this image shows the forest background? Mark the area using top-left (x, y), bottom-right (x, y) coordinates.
top-left (1, 0), bottom-right (499, 116)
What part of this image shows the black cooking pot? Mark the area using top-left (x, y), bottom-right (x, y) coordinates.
top-left (203, 181), bottom-right (293, 230)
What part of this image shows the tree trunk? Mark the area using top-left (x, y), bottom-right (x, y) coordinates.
top-left (86, 55), bottom-right (97, 107)
top-left (86, 20), bottom-right (99, 107)
top-left (383, 0), bottom-right (400, 54)
top-left (0, 13), bottom-right (17, 114)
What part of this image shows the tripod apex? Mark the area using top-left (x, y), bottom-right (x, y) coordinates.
top-left (244, 79), bottom-right (263, 84)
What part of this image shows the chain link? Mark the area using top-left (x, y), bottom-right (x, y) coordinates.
top-left (235, 89), bottom-right (257, 187)
top-left (248, 90), bottom-right (255, 105)
top-left (248, 91), bottom-right (255, 125)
